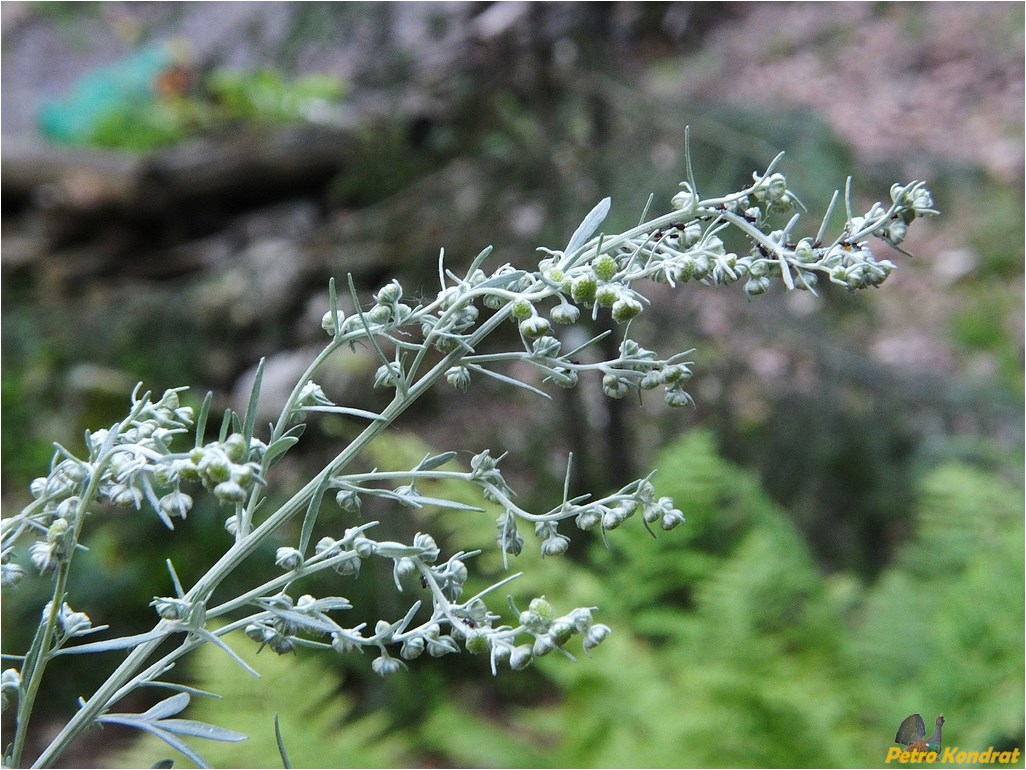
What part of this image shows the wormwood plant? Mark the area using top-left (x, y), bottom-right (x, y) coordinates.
top-left (1, 138), bottom-right (937, 768)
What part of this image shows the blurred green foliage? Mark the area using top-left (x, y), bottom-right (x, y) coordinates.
top-left (101, 430), bottom-right (1023, 768)
top-left (107, 628), bottom-right (412, 769)
top-left (39, 46), bottom-right (347, 151)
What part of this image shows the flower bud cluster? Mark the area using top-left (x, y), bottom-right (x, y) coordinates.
top-left (600, 338), bottom-right (694, 408)
top-left (571, 478), bottom-right (684, 536)
top-left (5, 388), bottom-right (197, 579)
top-left (175, 433), bottom-right (263, 507)
top-left (496, 597), bottom-right (611, 670)
top-left (338, 279), bottom-right (416, 336)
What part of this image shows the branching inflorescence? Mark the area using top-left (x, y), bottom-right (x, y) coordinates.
top-left (0, 140), bottom-right (937, 768)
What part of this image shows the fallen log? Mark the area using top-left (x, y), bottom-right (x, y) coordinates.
top-left (2, 122), bottom-right (358, 219)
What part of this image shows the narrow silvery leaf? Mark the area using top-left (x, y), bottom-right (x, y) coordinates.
top-left (242, 358), bottom-right (265, 444)
top-left (476, 270), bottom-right (527, 290)
top-left (414, 451), bottom-right (458, 472)
top-left (139, 692), bottom-right (191, 721)
top-left (189, 627), bottom-right (260, 678)
top-left (565, 197), bottom-right (611, 255)
top-left (96, 718), bottom-right (212, 769)
top-left (53, 627), bottom-right (173, 655)
top-left (395, 495), bottom-right (484, 512)
top-left (297, 406), bottom-right (383, 421)
top-left (262, 436), bottom-right (299, 468)
top-left (154, 718), bottom-right (247, 742)
top-left (260, 608), bottom-right (339, 635)
top-left (145, 680), bottom-right (223, 700)
top-left (467, 364), bottom-right (552, 400)
top-left (299, 471), bottom-right (332, 555)
top-left (275, 713), bottom-right (293, 769)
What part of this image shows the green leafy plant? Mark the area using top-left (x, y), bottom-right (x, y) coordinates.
top-left (0, 137), bottom-right (937, 768)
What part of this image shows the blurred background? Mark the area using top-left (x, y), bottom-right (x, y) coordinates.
top-left (1, 2), bottom-right (1023, 767)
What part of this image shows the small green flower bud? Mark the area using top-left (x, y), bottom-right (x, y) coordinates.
top-left (268, 634), bottom-right (296, 655)
top-left (665, 386), bottom-right (695, 409)
top-left (531, 335), bottom-right (561, 358)
top-left (58, 604), bottom-right (92, 637)
top-left (158, 491), bottom-right (193, 520)
top-left (602, 508), bottom-right (626, 530)
top-left (583, 623), bottom-right (611, 652)
top-left (465, 630), bottom-right (491, 655)
top-left (365, 304), bottom-right (392, 324)
top-left (176, 459), bottom-right (201, 483)
top-left (885, 218), bottom-right (908, 244)
top-left (611, 297), bottom-right (642, 323)
top-left (414, 533), bottom-right (440, 562)
top-left (571, 275), bottom-right (597, 305)
top-left (483, 293), bottom-right (506, 309)
top-left (659, 364), bottom-right (692, 385)
top-left (321, 309), bottom-right (346, 335)
top-left (315, 537), bottom-right (340, 558)
top-left (549, 303), bottom-right (580, 325)
top-left (331, 632), bottom-right (362, 654)
top-left (549, 368), bottom-right (579, 389)
top-left (543, 266), bottom-right (565, 284)
top-left (575, 508), bottom-right (602, 531)
top-left (222, 433), bottom-right (248, 463)
top-left (671, 184), bottom-right (697, 214)
top-left (394, 556), bottom-right (417, 580)
top-left (509, 644), bottom-right (534, 670)
top-left (568, 607), bottom-right (594, 632)
top-left (794, 238), bottom-right (817, 263)
top-left (446, 366), bottom-right (472, 392)
top-left (528, 597), bottom-right (555, 622)
top-left (744, 276), bottom-right (772, 297)
top-left (335, 489), bottom-right (362, 515)
top-left (1, 561), bottom-right (25, 588)
top-left (595, 284), bottom-right (619, 308)
top-left (592, 254), bottom-right (618, 282)
top-left (30, 541), bottom-right (57, 574)
top-left (540, 535), bottom-right (570, 557)
top-left (639, 369), bottom-right (662, 390)
top-left (428, 635), bottom-right (459, 657)
top-left (353, 538), bottom-right (376, 558)
top-left (448, 558), bottom-right (468, 585)
top-left (511, 298), bottom-right (534, 321)
top-left (275, 547), bottom-right (303, 571)
top-left (214, 481), bottom-right (247, 504)
top-left (401, 636), bottom-right (426, 660)
top-left (153, 464), bottom-right (178, 486)
top-left (602, 374), bottom-right (630, 399)
top-left (111, 484), bottom-right (143, 508)
top-left (47, 518), bottom-right (69, 544)
top-left (375, 279), bottom-right (403, 305)
top-left (661, 509), bottom-right (687, 530)
top-left (153, 597), bottom-right (189, 621)
top-left (519, 317), bottom-right (551, 339)
top-left (532, 634), bottom-right (557, 657)
top-left (550, 619), bottom-right (574, 646)
top-left (373, 363), bottom-right (402, 389)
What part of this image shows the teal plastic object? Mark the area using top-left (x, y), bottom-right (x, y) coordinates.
top-left (38, 44), bottom-right (173, 144)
